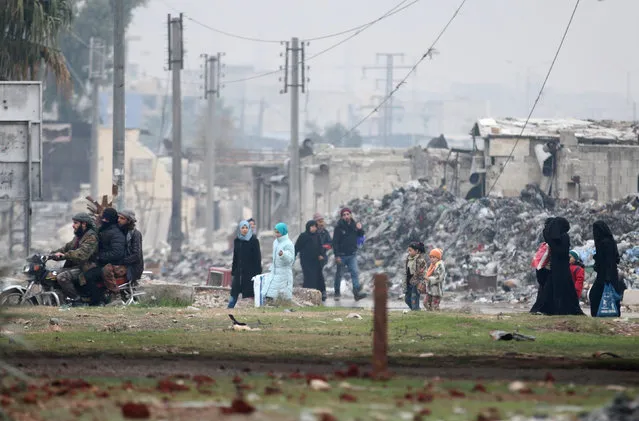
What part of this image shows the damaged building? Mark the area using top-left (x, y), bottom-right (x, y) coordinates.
top-left (251, 142), bottom-right (472, 228)
top-left (249, 118), bottom-right (639, 238)
top-left (471, 118), bottom-right (639, 201)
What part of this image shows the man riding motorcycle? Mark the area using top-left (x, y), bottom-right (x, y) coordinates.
top-left (52, 212), bottom-right (98, 301)
top-left (118, 209), bottom-right (144, 282)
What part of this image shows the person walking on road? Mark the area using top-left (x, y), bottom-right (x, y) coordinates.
top-left (333, 208), bottom-right (367, 301)
top-left (420, 248), bottom-right (446, 311)
top-left (295, 220), bottom-right (326, 301)
top-left (228, 220), bottom-right (262, 309)
top-left (591, 220), bottom-right (626, 317)
top-left (404, 241), bottom-right (427, 311)
top-left (262, 222), bottom-right (295, 302)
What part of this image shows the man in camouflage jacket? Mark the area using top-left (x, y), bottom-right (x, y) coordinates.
top-left (52, 212), bottom-right (98, 300)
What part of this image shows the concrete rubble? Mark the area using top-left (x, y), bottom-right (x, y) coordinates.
top-left (192, 287), bottom-right (322, 309)
top-left (323, 180), bottom-right (639, 302)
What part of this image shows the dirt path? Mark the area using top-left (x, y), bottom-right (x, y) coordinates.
top-left (7, 355), bottom-right (639, 386)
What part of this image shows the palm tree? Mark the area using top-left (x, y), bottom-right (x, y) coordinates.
top-left (0, 0), bottom-right (73, 85)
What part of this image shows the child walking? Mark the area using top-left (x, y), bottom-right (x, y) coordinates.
top-left (420, 248), bottom-right (446, 311)
top-left (569, 250), bottom-right (585, 299)
top-left (404, 242), bottom-right (427, 311)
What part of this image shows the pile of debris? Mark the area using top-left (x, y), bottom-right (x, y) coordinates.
top-left (151, 247), bottom-right (233, 285)
top-left (327, 181), bottom-right (639, 295)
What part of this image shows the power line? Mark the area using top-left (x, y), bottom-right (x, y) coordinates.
top-left (159, 0), bottom-right (417, 45)
top-left (224, 0), bottom-right (420, 85)
top-left (336, 0), bottom-right (469, 144)
top-left (485, 0), bottom-right (581, 196)
top-left (304, 0), bottom-right (417, 42)
top-left (306, 0), bottom-right (418, 61)
top-left (158, 0), bottom-right (281, 43)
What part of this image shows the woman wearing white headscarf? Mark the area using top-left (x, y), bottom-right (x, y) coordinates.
top-left (228, 220), bottom-right (262, 308)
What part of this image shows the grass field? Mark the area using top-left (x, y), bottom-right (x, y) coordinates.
top-left (1, 306), bottom-right (637, 420)
top-left (1, 306), bottom-right (638, 365)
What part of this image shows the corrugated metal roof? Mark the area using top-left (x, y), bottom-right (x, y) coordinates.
top-left (475, 117), bottom-right (639, 143)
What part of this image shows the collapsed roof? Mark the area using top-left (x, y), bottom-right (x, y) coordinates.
top-left (472, 118), bottom-right (639, 144)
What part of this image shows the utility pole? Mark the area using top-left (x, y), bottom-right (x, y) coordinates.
top-left (360, 94), bottom-right (402, 143)
top-left (363, 53), bottom-right (411, 146)
top-left (89, 37), bottom-right (105, 199)
top-left (281, 37), bottom-right (306, 235)
top-left (112, 0), bottom-right (125, 209)
top-left (168, 13), bottom-right (184, 259)
top-left (203, 52), bottom-right (221, 248)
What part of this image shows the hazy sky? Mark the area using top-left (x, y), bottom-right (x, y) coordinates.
top-left (127, 0), bottom-right (639, 100)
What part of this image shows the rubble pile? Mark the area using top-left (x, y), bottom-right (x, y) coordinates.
top-left (155, 247), bottom-right (232, 284)
top-left (193, 287), bottom-right (322, 308)
top-left (329, 181), bottom-right (639, 294)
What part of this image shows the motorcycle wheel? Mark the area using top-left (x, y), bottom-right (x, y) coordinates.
top-left (0, 291), bottom-right (36, 306)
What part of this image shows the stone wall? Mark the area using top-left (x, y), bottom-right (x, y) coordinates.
top-left (299, 148), bottom-right (412, 221)
top-left (557, 144), bottom-right (639, 203)
top-left (484, 135), bottom-right (639, 201)
top-left (297, 147), bottom-right (479, 222)
top-left (485, 137), bottom-right (546, 197)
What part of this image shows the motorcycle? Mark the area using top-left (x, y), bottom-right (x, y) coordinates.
top-left (0, 254), bottom-right (63, 306)
top-left (0, 255), bottom-right (146, 307)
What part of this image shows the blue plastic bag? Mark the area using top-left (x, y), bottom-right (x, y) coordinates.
top-left (357, 235), bottom-right (366, 248)
top-left (597, 283), bottom-right (622, 317)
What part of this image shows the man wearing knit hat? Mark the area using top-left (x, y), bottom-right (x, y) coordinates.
top-left (52, 212), bottom-right (99, 301)
top-left (313, 212), bottom-right (332, 259)
top-left (332, 207), bottom-right (367, 301)
top-left (313, 213), bottom-right (333, 302)
top-left (118, 209), bottom-right (145, 282)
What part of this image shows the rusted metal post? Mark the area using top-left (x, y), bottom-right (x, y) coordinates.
top-left (372, 273), bottom-right (388, 377)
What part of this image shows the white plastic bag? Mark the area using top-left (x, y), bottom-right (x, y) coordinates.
top-left (252, 273), bottom-right (269, 307)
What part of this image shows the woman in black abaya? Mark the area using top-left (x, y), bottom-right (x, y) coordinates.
top-left (530, 218), bottom-right (554, 314)
top-left (590, 220), bottom-right (626, 317)
top-left (295, 220), bottom-right (327, 301)
top-left (544, 217), bottom-right (583, 315)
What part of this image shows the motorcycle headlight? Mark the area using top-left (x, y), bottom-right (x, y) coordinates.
top-left (23, 264), bottom-right (31, 273)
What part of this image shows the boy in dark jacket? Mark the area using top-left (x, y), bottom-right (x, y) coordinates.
top-left (333, 208), bottom-right (367, 301)
top-left (118, 209), bottom-right (144, 282)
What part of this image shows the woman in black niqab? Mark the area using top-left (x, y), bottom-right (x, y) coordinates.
top-left (591, 220), bottom-right (626, 317)
top-left (540, 217), bottom-right (584, 315)
top-left (295, 220), bottom-right (326, 300)
top-left (530, 217), bottom-right (554, 314)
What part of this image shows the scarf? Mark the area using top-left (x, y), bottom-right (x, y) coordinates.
top-left (407, 254), bottom-right (418, 276)
top-left (426, 260), bottom-right (441, 278)
top-left (237, 220), bottom-right (253, 241)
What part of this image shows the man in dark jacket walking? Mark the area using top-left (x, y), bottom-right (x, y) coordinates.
top-left (333, 208), bottom-right (367, 301)
top-left (96, 207), bottom-right (126, 301)
top-left (118, 209), bottom-right (144, 282)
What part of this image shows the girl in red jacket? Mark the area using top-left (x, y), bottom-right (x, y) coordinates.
top-left (569, 250), bottom-right (585, 299)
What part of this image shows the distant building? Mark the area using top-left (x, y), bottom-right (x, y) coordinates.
top-left (471, 117), bottom-right (639, 201)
